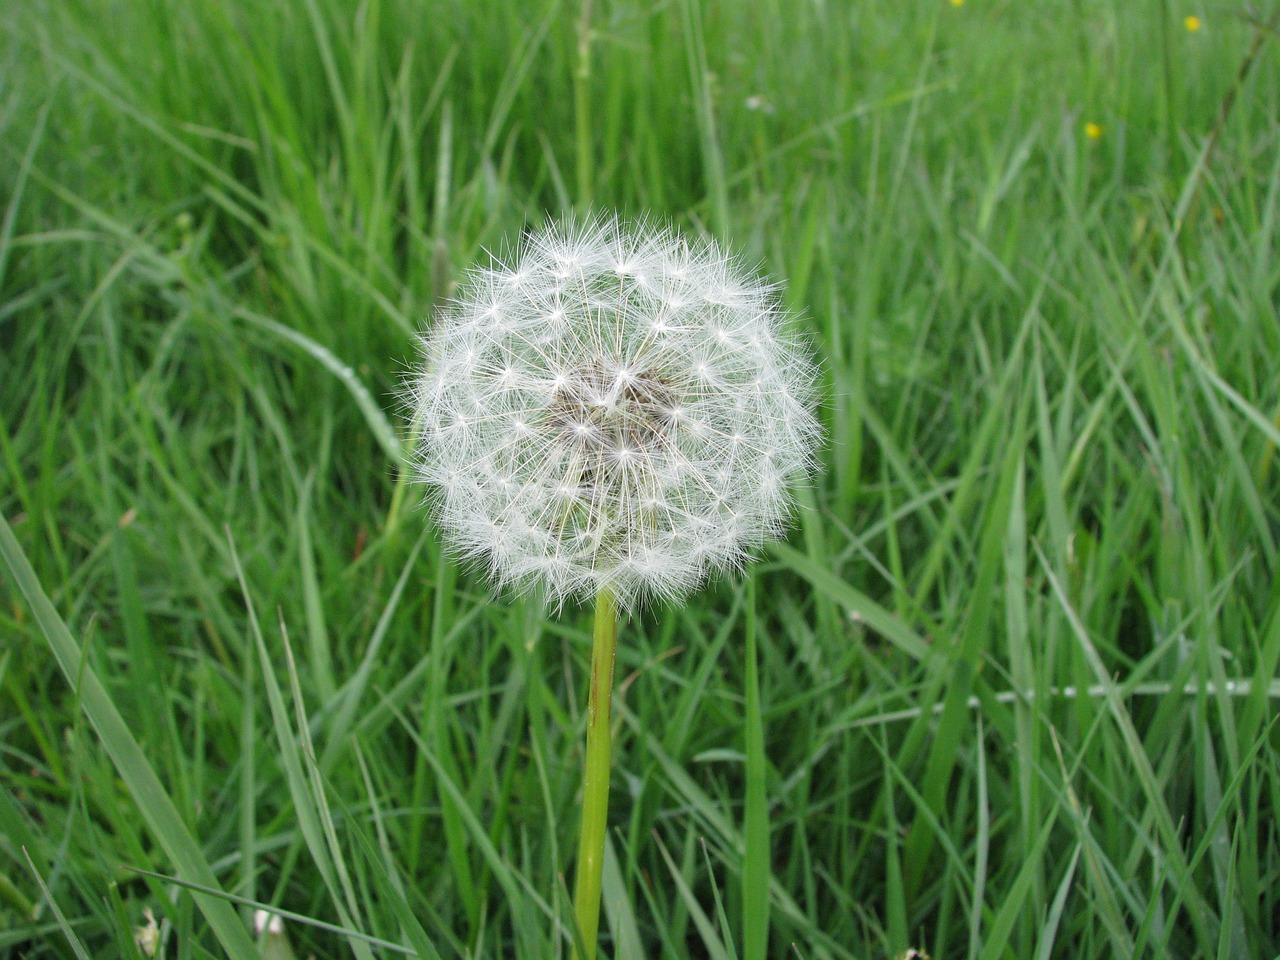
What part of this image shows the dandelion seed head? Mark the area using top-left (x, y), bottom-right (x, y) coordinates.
top-left (410, 217), bottom-right (822, 609)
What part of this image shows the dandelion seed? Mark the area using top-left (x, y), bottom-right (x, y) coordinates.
top-left (409, 217), bottom-right (822, 610)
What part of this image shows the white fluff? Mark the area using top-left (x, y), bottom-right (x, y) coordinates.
top-left (409, 217), bottom-right (822, 609)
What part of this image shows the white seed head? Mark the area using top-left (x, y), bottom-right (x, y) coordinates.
top-left (409, 217), bottom-right (822, 609)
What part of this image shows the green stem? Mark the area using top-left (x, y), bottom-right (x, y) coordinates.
top-left (742, 576), bottom-right (770, 960)
top-left (572, 587), bottom-right (617, 960)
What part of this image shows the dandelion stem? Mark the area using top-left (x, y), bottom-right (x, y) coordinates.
top-left (572, 587), bottom-right (617, 960)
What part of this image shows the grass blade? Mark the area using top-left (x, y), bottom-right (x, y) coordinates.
top-left (0, 513), bottom-right (258, 957)
top-left (21, 849), bottom-right (93, 960)
top-left (234, 308), bottom-right (404, 466)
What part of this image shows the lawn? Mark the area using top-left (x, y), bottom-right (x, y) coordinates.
top-left (2, 1), bottom-right (1279, 958)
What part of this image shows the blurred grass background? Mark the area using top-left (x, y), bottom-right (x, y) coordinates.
top-left (2, 1), bottom-right (1279, 957)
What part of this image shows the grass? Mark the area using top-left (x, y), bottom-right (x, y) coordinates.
top-left (2, 0), bottom-right (1279, 957)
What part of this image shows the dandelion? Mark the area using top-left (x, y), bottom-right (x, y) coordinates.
top-left (409, 216), bottom-right (821, 958)
top-left (1184, 14), bottom-right (1201, 32)
top-left (410, 216), bottom-right (820, 611)
top-left (1085, 121), bottom-right (1104, 140)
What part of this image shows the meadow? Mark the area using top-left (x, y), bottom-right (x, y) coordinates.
top-left (2, 1), bottom-right (1279, 957)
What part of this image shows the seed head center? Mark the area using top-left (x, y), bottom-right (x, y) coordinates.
top-left (550, 361), bottom-right (677, 456)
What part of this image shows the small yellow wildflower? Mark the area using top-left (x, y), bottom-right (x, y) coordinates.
top-left (1085, 122), bottom-right (1103, 140)
top-left (1184, 15), bottom-right (1201, 32)
top-left (950, 0), bottom-right (964, 6)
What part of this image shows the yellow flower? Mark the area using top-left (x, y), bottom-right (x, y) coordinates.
top-left (950, 0), bottom-right (964, 6)
top-left (1184, 15), bottom-right (1201, 32)
top-left (1085, 122), bottom-right (1103, 140)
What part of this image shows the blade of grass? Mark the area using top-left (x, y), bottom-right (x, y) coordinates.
top-left (976, 783), bottom-right (1063, 960)
top-left (967, 717), bottom-right (989, 960)
top-left (678, 0), bottom-right (728, 235)
top-left (655, 832), bottom-right (732, 960)
top-left (233, 308), bottom-right (403, 466)
top-left (390, 705), bottom-right (559, 952)
top-left (227, 532), bottom-right (376, 960)
top-left (318, 530), bottom-right (426, 773)
top-left (770, 543), bottom-right (930, 662)
top-left (904, 388), bottom-right (1025, 898)
top-left (297, 472), bottom-right (336, 700)
top-left (121, 867), bottom-right (418, 956)
top-left (1038, 544), bottom-right (1216, 956)
top-left (0, 513), bottom-right (259, 957)
top-left (702, 838), bottom-right (740, 960)
top-left (21, 849), bottom-right (93, 960)
top-left (0, 93), bottom-right (52, 292)
top-left (1034, 841), bottom-right (1082, 960)
top-left (602, 836), bottom-right (644, 960)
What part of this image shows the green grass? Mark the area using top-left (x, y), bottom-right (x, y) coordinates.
top-left (3, 1), bottom-right (1279, 957)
